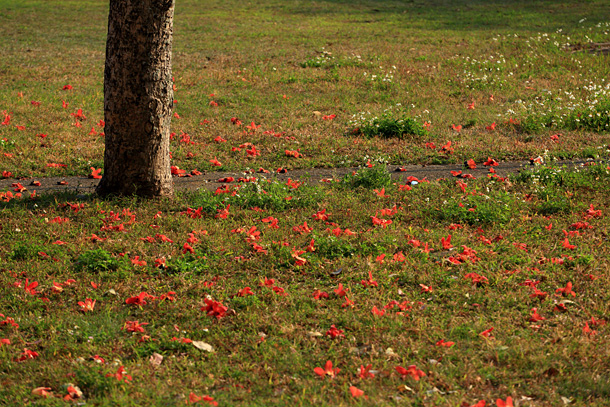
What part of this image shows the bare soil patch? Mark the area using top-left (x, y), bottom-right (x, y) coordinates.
top-left (0, 159), bottom-right (601, 196)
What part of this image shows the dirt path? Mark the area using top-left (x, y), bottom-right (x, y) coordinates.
top-left (0, 159), bottom-right (598, 195)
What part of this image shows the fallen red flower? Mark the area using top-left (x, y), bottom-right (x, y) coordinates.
top-left (201, 298), bottom-right (228, 320)
top-left (395, 365), bottom-right (426, 380)
top-left (314, 360), bottom-right (340, 378)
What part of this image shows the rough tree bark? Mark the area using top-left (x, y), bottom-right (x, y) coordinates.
top-left (96, 0), bottom-right (175, 197)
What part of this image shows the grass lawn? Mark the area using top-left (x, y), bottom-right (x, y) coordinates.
top-left (1, 0), bottom-right (610, 405)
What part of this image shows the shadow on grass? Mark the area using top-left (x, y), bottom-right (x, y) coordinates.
top-left (275, 0), bottom-right (609, 33)
top-left (0, 190), bottom-right (144, 212)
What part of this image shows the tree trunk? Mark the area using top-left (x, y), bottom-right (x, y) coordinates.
top-left (96, 0), bottom-right (175, 197)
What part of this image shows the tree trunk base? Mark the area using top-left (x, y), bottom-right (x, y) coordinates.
top-left (100, 0), bottom-right (175, 197)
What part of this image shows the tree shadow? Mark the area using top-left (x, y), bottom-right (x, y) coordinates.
top-left (277, 0), bottom-right (608, 33)
top-left (0, 190), bottom-right (94, 212)
top-left (0, 189), bottom-right (154, 212)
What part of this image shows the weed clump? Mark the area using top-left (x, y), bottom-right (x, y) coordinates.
top-left (349, 105), bottom-right (428, 139)
top-left (233, 180), bottom-right (322, 211)
top-left (75, 249), bottom-right (122, 273)
top-left (313, 234), bottom-right (357, 260)
top-left (188, 179), bottom-right (323, 213)
top-left (9, 242), bottom-right (46, 261)
top-left (428, 191), bottom-right (514, 225)
top-left (535, 188), bottom-right (572, 215)
top-left (514, 95), bottom-right (610, 134)
top-left (565, 97), bottom-right (610, 132)
top-left (340, 165), bottom-right (392, 189)
top-left (512, 164), bottom-right (610, 190)
top-left (161, 254), bottom-right (209, 276)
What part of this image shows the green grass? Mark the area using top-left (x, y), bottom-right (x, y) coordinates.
top-left (1, 0), bottom-right (610, 405)
top-left (1, 163), bottom-right (610, 405)
top-left (1, 0), bottom-right (610, 177)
